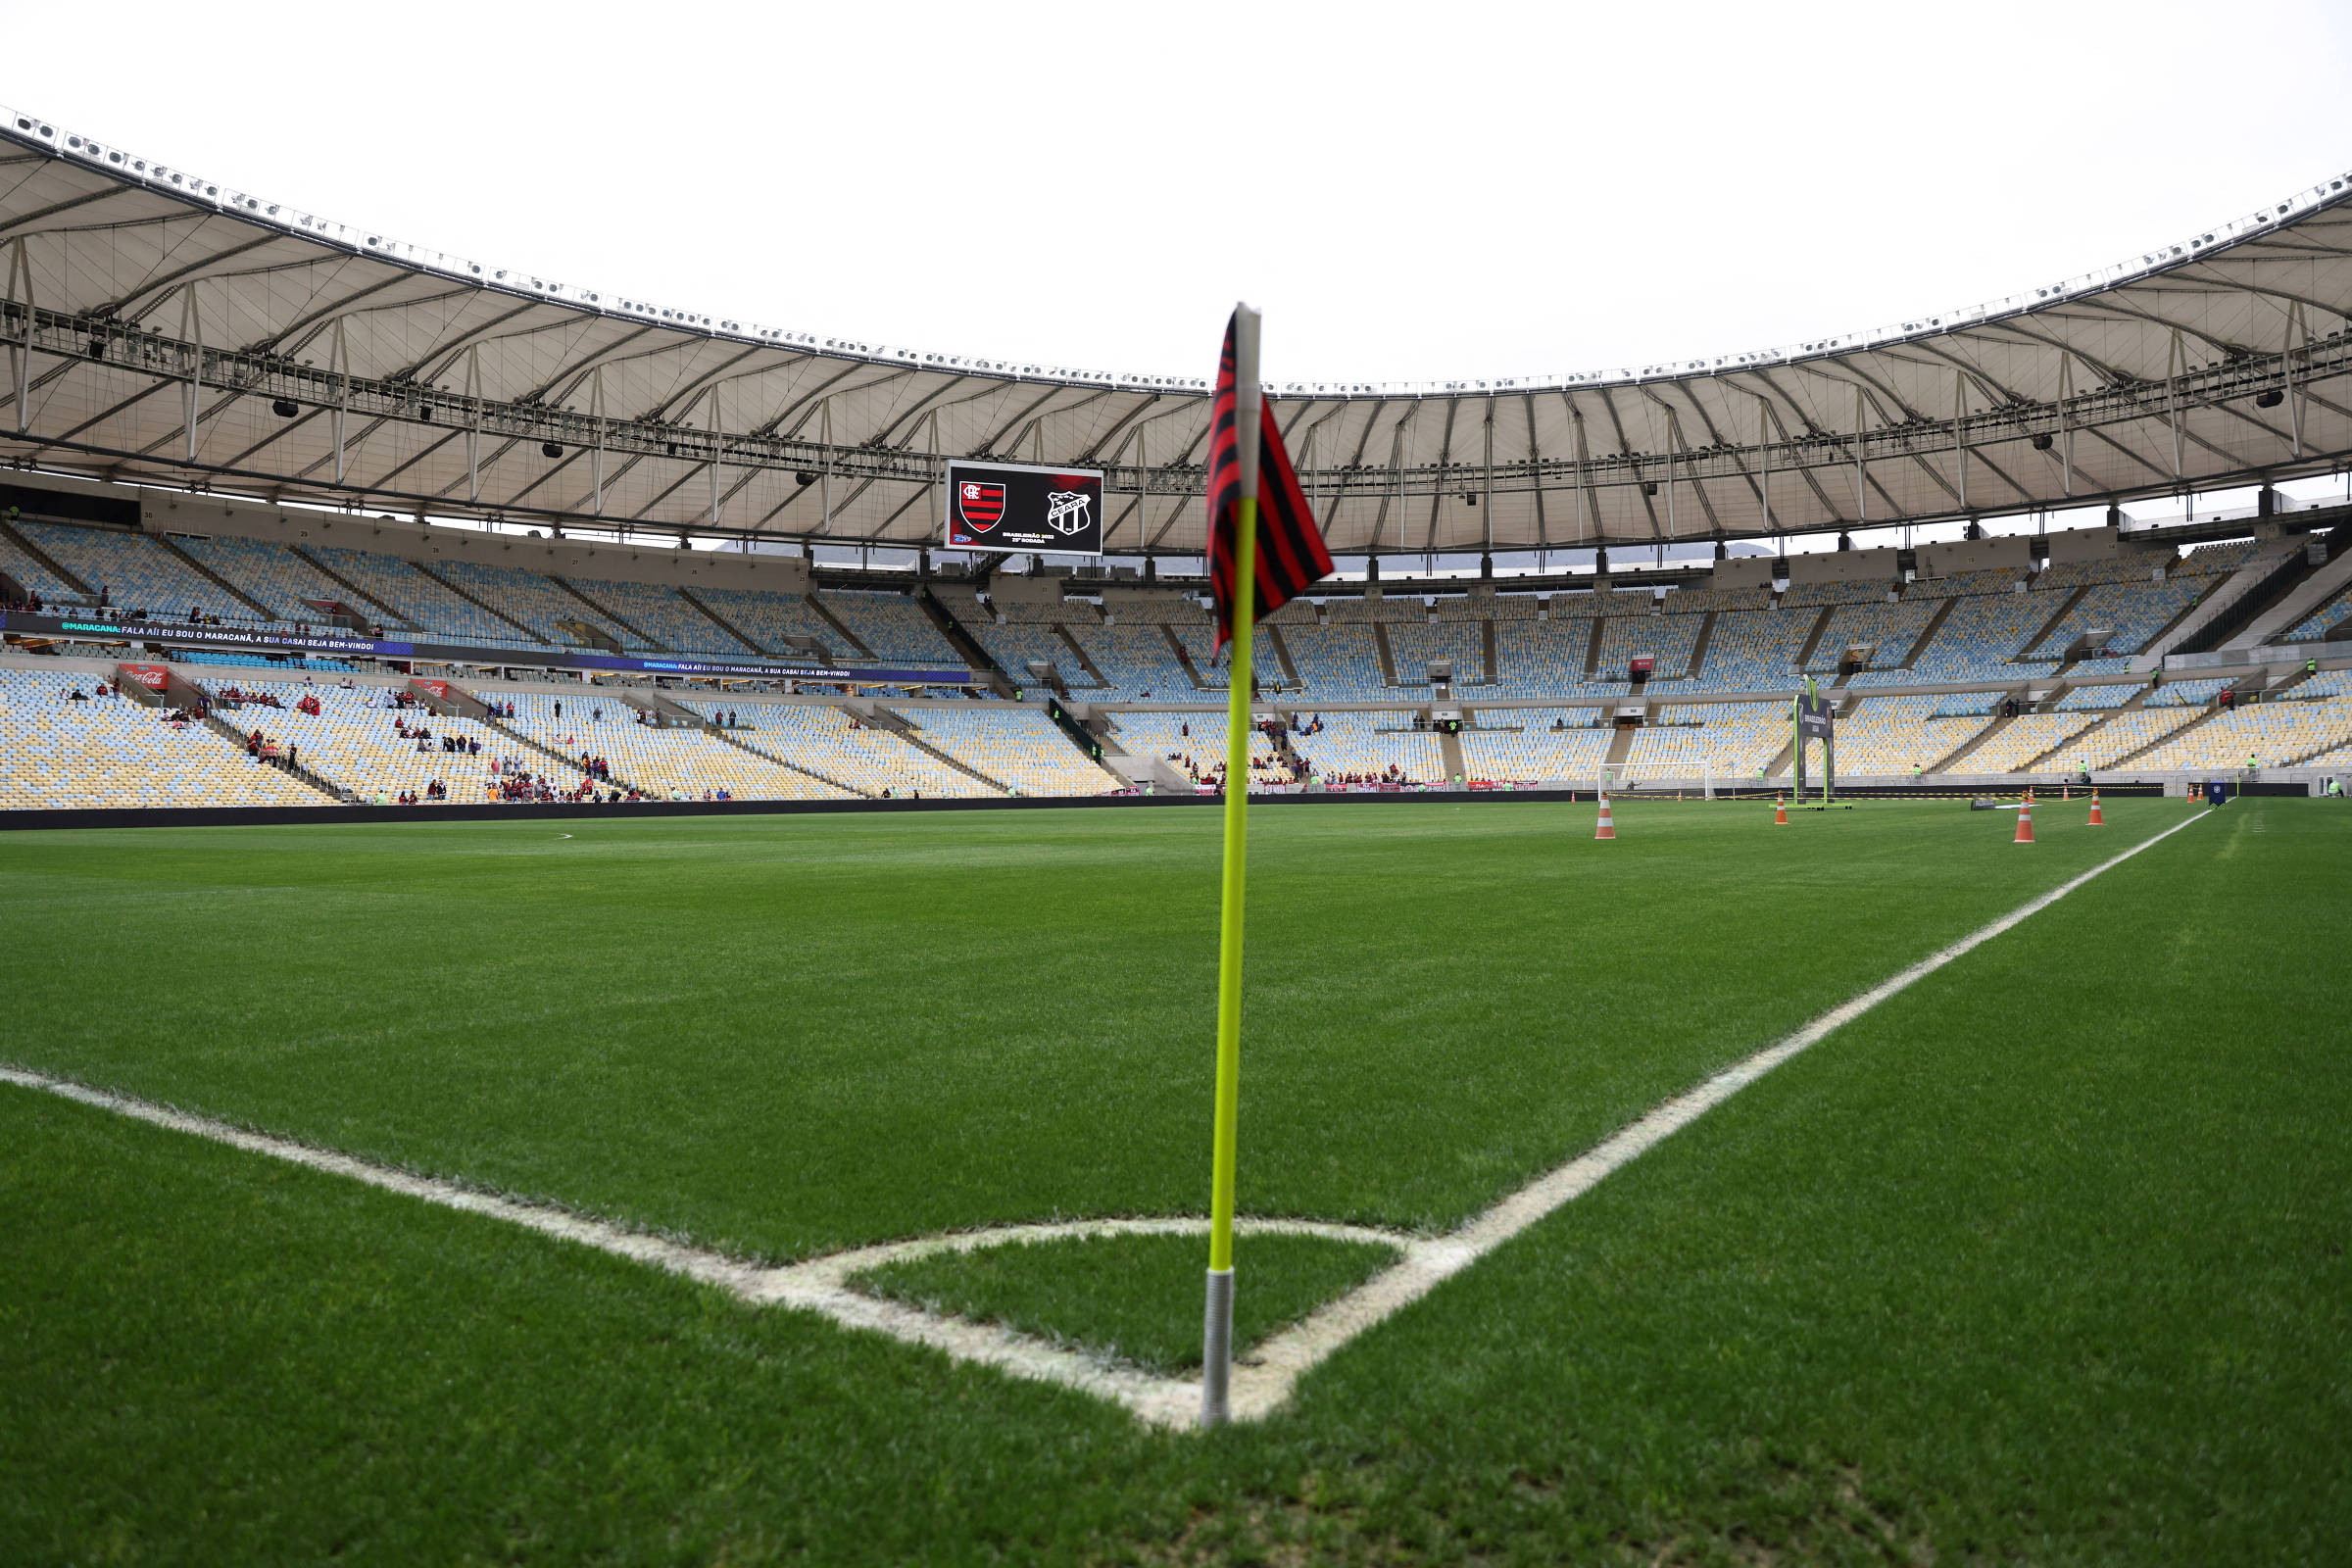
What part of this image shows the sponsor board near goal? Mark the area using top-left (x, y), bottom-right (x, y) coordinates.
top-left (946, 459), bottom-right (1105, 557)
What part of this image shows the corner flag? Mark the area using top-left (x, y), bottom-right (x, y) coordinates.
top-left (1200, 306), bottom-right (1333, 1429)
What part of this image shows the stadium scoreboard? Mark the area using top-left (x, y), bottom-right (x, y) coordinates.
top-left (945, 459), bottom-right (1104, 557)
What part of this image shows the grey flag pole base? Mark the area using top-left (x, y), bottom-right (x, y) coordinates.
top-left (1200, 1267), bottom-right (1235, 1426)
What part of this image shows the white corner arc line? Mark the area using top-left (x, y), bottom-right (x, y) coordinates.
top-left (0, 810), bottom-right (2211, 1431)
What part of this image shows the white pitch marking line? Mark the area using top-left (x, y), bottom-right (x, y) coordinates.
top-left (1, 810), bottom-right (2211, 1430)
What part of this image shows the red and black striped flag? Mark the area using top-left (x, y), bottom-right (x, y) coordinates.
top-left (1207, 309), bottom-right (1334, 654)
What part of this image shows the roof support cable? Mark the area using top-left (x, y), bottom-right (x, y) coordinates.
top-left (466, 345), bottom-right (482, 506)
top-left (330, 317), bottom-right (350, 488)
top-left (591, 367), bottom-right (607, 517)
top-left (2058, 354), bottom-right (2075, 498)
top-left (7, 236), bottom-right (31, 435)
top-left (1851, 382), bottom-right (1867, 522)
top-left (177, 282), bottom-right (203, 466)
top-left (2287, 304), bottom-right (2306, 460)
top-left (1953, 368), bottom-right (1970, 515)
top-left (2167, 329), bottom-right (2185, 483)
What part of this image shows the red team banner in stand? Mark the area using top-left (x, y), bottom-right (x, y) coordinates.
top-left (945, 459), bottom-right (1106, 557)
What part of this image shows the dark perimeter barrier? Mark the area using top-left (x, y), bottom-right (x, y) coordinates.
top-left (0, 782), bottom-right (2172, 831)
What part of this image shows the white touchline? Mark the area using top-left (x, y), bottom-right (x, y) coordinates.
top-left (2, 809), bottom-right (2211, 1431)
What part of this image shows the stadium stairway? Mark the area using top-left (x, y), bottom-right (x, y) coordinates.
top-left (1265, 625), bottom-right (1305, 689)
top-left (1603, 713), bottom-right (1640, 769)
top-left (553, 578), bottom-right (663, 650)
top-left (1930, 711), bottom-right (2011, 773)
top-left (807, 595), bottom-right (880, 659)
top-left (194, 707), bottom-right (349, 801)
top-left (2228, 541), bottom-right (2352, 650)
top-left (2018, 684), bottom-right (2152, 769)
top-left (151, 535), bottom-right (277, 621)
top-left (1437, 723), bottom-right (1467, 782)
top-left (1162, 625), bottom-right (1214, 690)
top-left (1895, 595), bottom-right (1961, 671)
top-left (914, 589), bottom-right (1012, 696)
top-left (1050, 626), bottom-right (1113, 688)
top-left (1583, 616), bottom-right (1606, 677)
top-left (675, 586), bottom-right (768, 655)
top-left (2104, 699), bottom-right (2230, 768)
top-left (284, 545), bottom-right (416, 631)
top-left (1684, 611), bottom-right (1719, 682)
top-left (410, 561), bottom-right (551, 646)
top-left (650, 696), bottom-right (871, 797)
top-left (863, 704), bottom-right (1009, 792)
top-left (1788, 605), bottom-right (1838, 671)
top-left (2132, 534), bottom-right (2306, 667)
top-left (1372, 622), bottom-right (1401, 686)
top-left (0, 514), bottom-right (93, 598)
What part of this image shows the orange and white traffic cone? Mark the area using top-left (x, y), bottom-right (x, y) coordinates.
top-left (1774, 791), bottom-right (1788, 825)
top-left (1594, 794), bottom-right (1616, 840)
top-left (2087, 789), bottom-right (2105, 827)
top-left (2013, 795), bottom-right (2036, 844)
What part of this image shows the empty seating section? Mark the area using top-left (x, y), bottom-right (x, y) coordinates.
top-left (2292, 668), bottom-right (2352, 700)
top-left (2054, 682), bottom-right (2142, 710)
top-left (429, 560), bottom-right (647, 649)
top-left (2176, 540), bottom-right (2257, 575)
top-left (1107, 711), bottom-right (1284, 782)
top-left (714, 703), bottom-right (988, 797)
top-left (1933, 692), bottom-right (2003, 716)
top-left (0, 530), bottom-right (79, 600)
top-left (2283, 585), bottom-right (2352, 643)
top-left (566, 577), bottom-right (751, 654)
top-left (1266, 623), bottom-right (1387, 699)
top-left (18, 521), bottom-right (286, 626)
top-left (996, 599), bottom-right (1097, 624)
top-left (1386, 620), bottom-right (1486, 685)
top-left (1456, 709), bottom-right (1608, 783)
top-left (1490, 617), bottom-right (1593, 697)
top-left (1964, 711), bottom-right (2097, 773)
top-left (2034, 556), bottom-right (2162, 590)
top-left (223, 681), bottom-right (509, 801)
top-left (1659, 586), bottom-right (1773, 614)
top-left (1837, 696), bottom-right (1990, 776)
top-left (300, 545), bottom-right (542, 647)
top-left (1293, 710), bottom-right (1445, 782)
top-left (169, 534), bottom-right (359, 621)
top-left (906, 707), bottom-right (1118, 795)
top-left (1686, 608), bottom-right (1814, 693)
top-left (0, 667), bottom-right (322, 808)
top-left (1805, 600), bottom-right (1937, 671)
top-left (1592, 612), bottom-right (1699, 680)
top-left (1435, 592), bottom-right (1537, 620)
top-left (820, 591), bottom-right (960, 663)
top-left (2029, 576), bottom-right (2204, 658)
top-left (1906, 568), bottom-right (2023, 601)
top-left (2132, 697), bottom-right (2352, 770)
top-left (172, 650), bottom-right (361, 673)
top-left (2147, 678), bottom-right (2230, 708)
top-left (1901, 591), bottom-right (2060, 684)
top-left (972, 623), bottom-right (1090, 688)
top-left (689, 587), bottom-right (853, 657)
top-left (2077, 707), bottom-right (2200, 767)
top-left (1780, 578), bottom-right (1892, 608)
top-left (1064, 624), bottom-right (1199, 699)
top-left (495, 691), bottom-right (838, 799)
top-left (1326, 596), bottom-right (1424, 623)
top-left (1625, 702), bottom-right (1788, 777)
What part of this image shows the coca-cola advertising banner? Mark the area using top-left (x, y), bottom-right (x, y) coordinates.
top-left (119, 662), bottom-right (170, 692)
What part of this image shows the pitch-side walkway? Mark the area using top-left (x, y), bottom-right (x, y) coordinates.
top-left (2, 810), bottom-right (2213, 1429)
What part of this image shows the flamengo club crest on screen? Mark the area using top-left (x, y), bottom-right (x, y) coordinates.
top-left (957, 480), bottom-right (1006, 532)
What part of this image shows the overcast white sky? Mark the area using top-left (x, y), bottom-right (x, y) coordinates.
top-left (10, 0), bottom-right (2352, 391)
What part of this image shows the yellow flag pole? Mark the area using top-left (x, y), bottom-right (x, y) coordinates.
top-left (1202, 305), bottom-right (1262, 1428)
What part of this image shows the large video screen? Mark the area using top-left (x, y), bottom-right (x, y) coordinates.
top-left (945, 460), bottom-right (1104, 557)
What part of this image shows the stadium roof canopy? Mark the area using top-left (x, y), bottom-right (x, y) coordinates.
top-left (4, 105), bottom-right (2351, 560)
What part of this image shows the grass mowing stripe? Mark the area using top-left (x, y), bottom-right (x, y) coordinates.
top-left (0, 809), bottom-right (2215, 1433)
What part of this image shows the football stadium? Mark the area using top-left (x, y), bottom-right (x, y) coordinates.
top-left (5, 16), bottom-right (2352, 1562)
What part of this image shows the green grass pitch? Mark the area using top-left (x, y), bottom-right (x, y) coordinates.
top-left (2, 795), bottom-right (2347, 1563)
